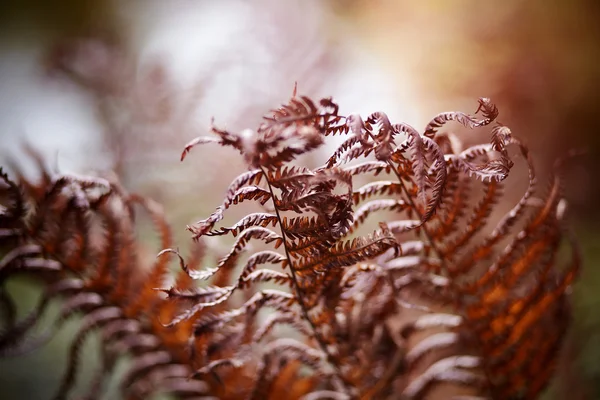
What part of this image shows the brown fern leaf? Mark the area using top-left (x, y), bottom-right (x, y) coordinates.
top-left (381, 148), bottom-right (581, 399)
top-left (0, 163), bottom-right (218, 400)
top-left (1, 93), bottom-right (582, 400)
top-left (175, 93), bottom-right (580, 400)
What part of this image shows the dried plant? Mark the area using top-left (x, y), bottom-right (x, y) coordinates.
top-left (0, 93), bottom-right (580, 399)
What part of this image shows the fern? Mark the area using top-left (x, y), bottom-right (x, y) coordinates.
top-left (0, 94), bottom-right (581, 400)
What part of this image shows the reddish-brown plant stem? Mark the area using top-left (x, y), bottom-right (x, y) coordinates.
top-left (260, 166), bottom-right (352, 394)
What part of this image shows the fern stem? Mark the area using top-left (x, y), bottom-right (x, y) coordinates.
top-left (393, 173), bottom-right (446, 269)
top-left (260, 167), bottom-right (352, 394)
top-left (359, 125), bottom-right (447, 270)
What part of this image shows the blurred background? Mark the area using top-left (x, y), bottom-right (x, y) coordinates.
top-left (0, 0), bottom-right (598, 398)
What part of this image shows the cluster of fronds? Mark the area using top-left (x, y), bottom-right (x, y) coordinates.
top-left (0, 158), bottom-right (214, 399)
top-left (0, 93), bottom-right (580, 400)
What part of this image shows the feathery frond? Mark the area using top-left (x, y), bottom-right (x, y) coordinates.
top-left (0, 93), bottom-right (582, 400)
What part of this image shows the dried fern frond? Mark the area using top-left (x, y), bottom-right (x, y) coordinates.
top-left (0, 93), bottom-right (581, 400)
top-left (173, 93), bottom-right (580, 399)
top-left (0, 165), bottom-right (216, 399)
